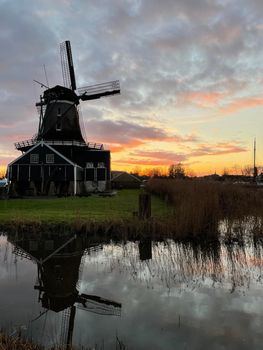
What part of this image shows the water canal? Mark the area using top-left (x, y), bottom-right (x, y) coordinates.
top-left (0, 231), bottom-right (262, 349)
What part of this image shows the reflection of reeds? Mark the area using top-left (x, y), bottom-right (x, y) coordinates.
top-left (0, 331), bottom-right (122, 349)
top-left (84, 238), bottom-right (263, 293)
top-left (0, 333), bottom-right (40, 349)
top-left (147, 179), bottom-right (263, 240)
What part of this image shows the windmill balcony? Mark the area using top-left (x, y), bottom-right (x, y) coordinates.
top-left (14, 138), bottom-right (104, 151)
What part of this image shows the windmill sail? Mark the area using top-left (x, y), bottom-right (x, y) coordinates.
top-left (77, 80), bottom-right (120, 100)
top-left (60, 41), bottom-right (77, 90)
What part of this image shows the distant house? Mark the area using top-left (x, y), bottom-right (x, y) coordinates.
top-left (202, 174), bottom-right (221, 181)
top-left (111, 171), bottom-right (142, 189)
top-left (0, 178), bottom-right (8, 198)
top-left (0, 178), bottom-right (8, 188)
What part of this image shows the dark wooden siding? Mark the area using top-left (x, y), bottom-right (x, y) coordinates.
top-left (14, 144), bottom-right (72, 165)
top-left (86, 168), bottom-right (95, 181)
top-left (97, 168), bottom-right (106, 181)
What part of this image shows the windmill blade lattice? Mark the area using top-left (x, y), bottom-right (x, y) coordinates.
top-left (77, 301), bottom-right (121, 316)
top-left (77, 80), bottom-right (120, 100)
top-left (60, 41), bottom-right (76, 90)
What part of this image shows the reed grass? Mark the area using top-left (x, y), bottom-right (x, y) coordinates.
top-left (146, 179), bottom-right (263, 240)
top-left (0, 332), bottom-right (43, 349)
top-left (0, 332), bottom-right (123, 350)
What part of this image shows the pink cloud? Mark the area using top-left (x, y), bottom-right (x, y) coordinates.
top-left (220, 97), bottom-right (263, 114)
top-left (191, 142), bottom-right (247, 157)
top-left (113, 141), bottom-right (247, 168)
top-left (129, 150), bottom-right (187, 163)
top-left (179, 91), bottom-right (224, 108)
top-left (87, 118), bottom-right (198, 153)
top-left (114, 158), bottom-right (178, 166)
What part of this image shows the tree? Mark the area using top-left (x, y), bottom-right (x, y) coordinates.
top-left (241, 165), bottom-right (253, 176)
top-left (168, 163), bottom-right (185, 179)
top-left (150, 167), bottom-right (162, 178)
top-left (222, 167), bottom-right (230, 176)
top-left (130, 166), bottom-right (142, 177)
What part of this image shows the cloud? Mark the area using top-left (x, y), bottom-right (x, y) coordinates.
top-left (178, 91), bottom-right (225, 108)
top-left (0, 0), bottom-right (262, 173)
top-left (113, 141), bottom-right (247, 168)
top-left (190, 142), bottom-right (247, 157)
top-left (120, 150), bottom-right (187, 166)
top-left (86, 118), bottom-right (198, 152)
top-left (220, 97), bottom-right (263, 114)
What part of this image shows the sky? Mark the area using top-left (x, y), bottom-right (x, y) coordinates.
top-left (0, 0), bottom-right (263, 176)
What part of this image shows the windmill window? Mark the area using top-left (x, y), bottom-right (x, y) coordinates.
top-left (30, 154), bottom-right (39, 164)
top-left (56, 116), bottom-right (62, 131)
top-left (86, 162), bottom-right (94, 168)
top-left (46, 154), bottom-right (54, 164)
top-left (98, 162), bottom-right (105, 168)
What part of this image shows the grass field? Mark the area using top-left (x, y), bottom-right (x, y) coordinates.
top-left (0, 189), bottom-right (172, 224)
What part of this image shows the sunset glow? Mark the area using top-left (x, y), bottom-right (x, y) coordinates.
top-left (0, 0), bottom-right (262, 176)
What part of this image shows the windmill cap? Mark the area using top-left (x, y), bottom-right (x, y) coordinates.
top-left (43, 85), bottom-right (79, 104)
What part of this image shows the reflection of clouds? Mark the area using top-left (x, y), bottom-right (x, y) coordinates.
top-left (0, 236), bottom-right (40, 333)
top-left (1, 235), bottom-right (263, 348)
top-left (77, 240), bottom-right (263, 349)
top-left (81, 240), bottom-right (263, 293)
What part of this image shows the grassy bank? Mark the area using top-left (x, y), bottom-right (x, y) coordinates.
top-left (0, 189), bottom-right (171, 224)
top-left (1, 182), bottom-right (263, 241)
top-left (0, 189), bottom-right (174, 239)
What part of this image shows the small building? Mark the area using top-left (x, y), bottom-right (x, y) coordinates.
top-left (111, 171), bottom-right (141, 189)
top-left (0, 178), bottom-right (8, 188)
top-left (0, 178), bottom-right (8, 199)
top-left (8, 141), bottom-right (110, 196)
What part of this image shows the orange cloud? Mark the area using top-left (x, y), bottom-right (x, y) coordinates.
top-left (221, 97), bottom-right (263, 114)
top-left (114, 158), bottom-right (176, 166)
top-left (179, 91), bottom-right (224, 108)
top-left (88, 119), bottom-right (198, 153)
top-left (113, 141), bottom-right (247, 169)
top-left (179, 92), bottom-right (263, 115)
top-left (191, 142), bottom-right (247, 157)
top-left (109, 139), bottom-right (145, 152)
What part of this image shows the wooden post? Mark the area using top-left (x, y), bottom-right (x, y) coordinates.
top-left (139, 192), bottom-right (151, 219)
top-left (139, 238), bottom-right (152, 260)
top-left (74, 165), bottom-right (77, 195)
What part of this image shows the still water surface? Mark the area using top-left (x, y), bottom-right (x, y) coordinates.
top-left (0, 232), bottom-right (263, 349)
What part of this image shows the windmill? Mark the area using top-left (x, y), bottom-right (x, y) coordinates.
top-left (15, 40), bottom-right (120, 150)
top-left (10, 234), bottom-right (122, 349)
top-left (10, 40), bottom-right (120, 196)
top-left (35, 40), bottom-right (120, 145)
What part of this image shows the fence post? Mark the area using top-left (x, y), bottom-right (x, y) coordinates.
top-left (139, 192), bottom-right (151, 219)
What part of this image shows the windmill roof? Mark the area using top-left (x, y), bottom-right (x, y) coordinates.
top-left (44, 85), bottom-right (79, 104)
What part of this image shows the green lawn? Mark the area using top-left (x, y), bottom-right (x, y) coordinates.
top-left (0, 190), bottom-right (172, 223)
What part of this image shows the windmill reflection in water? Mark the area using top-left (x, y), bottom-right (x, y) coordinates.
top-left (9, 233), bottom-right (122, 349)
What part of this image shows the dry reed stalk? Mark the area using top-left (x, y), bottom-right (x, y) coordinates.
top-left (146, 179), bottom-right (263, 240)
